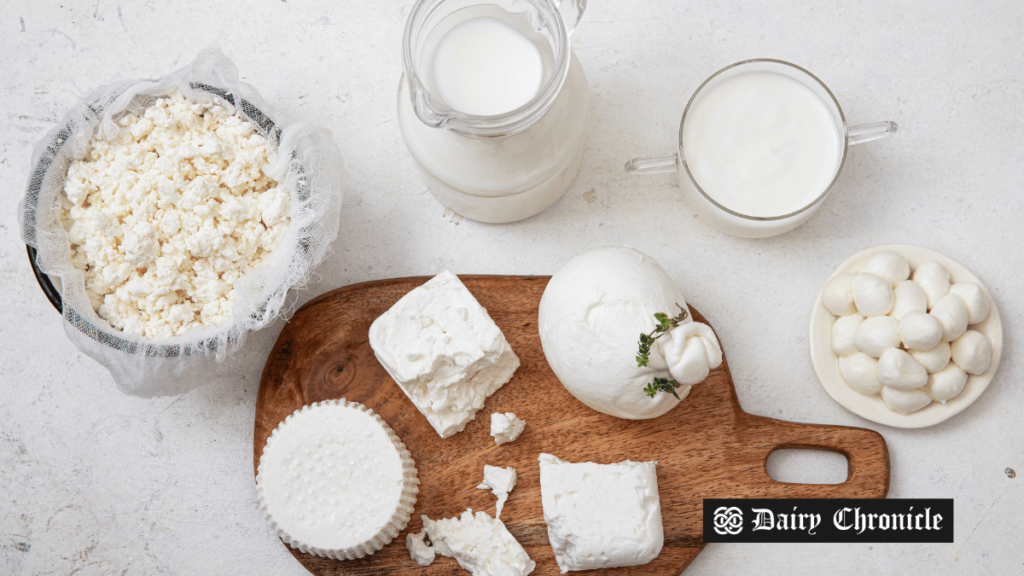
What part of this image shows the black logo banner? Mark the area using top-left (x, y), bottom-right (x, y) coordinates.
top-left (703, 499), bottom-right (953, 543)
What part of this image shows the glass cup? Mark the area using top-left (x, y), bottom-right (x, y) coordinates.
top-left (398, 0), bottom-right (589, 223)
top-left (626, 59), bottom-right (897, 238)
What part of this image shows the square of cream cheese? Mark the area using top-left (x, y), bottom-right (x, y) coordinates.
top-left (538, 453), bottom-right (664, 573)
top-left (369, 271), bottom-right (520, 438)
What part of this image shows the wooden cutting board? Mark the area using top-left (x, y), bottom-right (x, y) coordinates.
top-left (254, 276), bottom-right (890, 576)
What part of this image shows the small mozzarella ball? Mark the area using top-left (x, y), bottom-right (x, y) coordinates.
top-left (911, 342), bottom-right (952, 373)
top-left (948, 282), bottom-right (990, 324)
top-left (951, 330), bottom-right (993, 375)
top-left (859, 251), bottom-right (911, 287)
top-left (821, 274), bottom-right (857, 316)
top-left (838, 353), bottom-right (882, 395)
top-left (924, 363), bottom-right (968, 403)
top-left (831, 313), bottom-right (864, 357)
top-left (913, 261), bottom-right (950, 309)
top-left (853, 316), bottom-right (900, 357)
top-left (890, 280), bottom-right (928, 321)
top-left (852, 273), bottom-right (895, 316)
top-left (898, 312), bottom-right (944, 351)
top-left (877, 348), bottom-right (929, 390)
top-left (931, 294), bottom-right (970, 342)
top-left (881, 386), bottom-right (932, 415)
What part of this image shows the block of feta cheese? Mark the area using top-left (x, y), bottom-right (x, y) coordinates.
top-left (538, 453), bottom-right (664, 573)
top-left (491, 412), bottom-right (526, 445)
top-left (477, 465), bottom-right (518, 518)
top-left (369, 271), bottom-right (520, 438)
top-left (406, 530), bottom-right (435, 567)
top-left (256, 399), bottom-right (419, 560)
top-left (422, 509), bottom-right (536, 576)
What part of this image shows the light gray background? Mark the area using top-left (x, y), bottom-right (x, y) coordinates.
top-left (2, 1), bottom-right (1021, 574)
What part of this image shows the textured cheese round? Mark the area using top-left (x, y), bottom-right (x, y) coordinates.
top-left (256, 399), bottom-right (419, 560)
top-left (538, 246), bottom-right (721, 420)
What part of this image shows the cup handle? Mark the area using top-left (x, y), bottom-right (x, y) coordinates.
top-left (624, 152), bottom-right (679, 175)
top-left (554, 0), bottom-right (587, 35)
top-left (848, 121), bottom-right (898, 145)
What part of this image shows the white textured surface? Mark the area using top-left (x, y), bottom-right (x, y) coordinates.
top-left (0, 1), bottom-right (1021, 574)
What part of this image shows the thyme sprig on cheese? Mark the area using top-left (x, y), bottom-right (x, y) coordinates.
top-left (637, 306), bottom-right (689, 398)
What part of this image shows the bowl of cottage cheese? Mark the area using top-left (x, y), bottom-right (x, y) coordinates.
top-left (20, 51), bottom-right (343, 395)
top-left (31, 87), bottom-right (292, 340)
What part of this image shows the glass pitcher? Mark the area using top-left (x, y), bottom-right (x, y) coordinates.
top-left (398, 0), bottom-right (589, 223)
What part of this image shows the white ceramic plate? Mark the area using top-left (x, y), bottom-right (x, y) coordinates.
top-left (809, 244), bottom-right (1003, 428)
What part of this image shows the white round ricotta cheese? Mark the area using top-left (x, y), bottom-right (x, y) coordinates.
top-left (538, 246), bottom-right (721, 420)
top-left (256, 399), bottom-right (419, 560)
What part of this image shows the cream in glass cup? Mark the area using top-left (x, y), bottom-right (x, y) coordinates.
top-left (398, 0), bottom-right (590, 223)
top-left (626, 59), bottom-right (897, 238)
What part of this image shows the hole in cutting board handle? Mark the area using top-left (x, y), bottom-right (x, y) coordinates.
top-left (766, 449), bottom-right (849, 485)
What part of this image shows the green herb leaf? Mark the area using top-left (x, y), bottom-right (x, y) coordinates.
top-left (637, 304), bottom-right (691, 397)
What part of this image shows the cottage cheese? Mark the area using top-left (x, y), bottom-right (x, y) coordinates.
top-left (490, 412), bottom-right (526, 445)
top-left (368, 271), bottom-right (520, 438)
top-left (477, 465), bottom-right (517, 519)
top-left (538, 453), bottom-right (664, 573)
top-left (256, 399), bottom-right (419, 560)
top-left (422, 509), bottom-right (536, 576)
top-left (60, 91), bottom-right (291, 339)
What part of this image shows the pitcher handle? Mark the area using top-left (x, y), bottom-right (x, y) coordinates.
top-left (848, 121), bottom-right (898, 145)
top-left (554, 0), bottom-right (587, 35)
top-left (624, 152), bottom-right (679, 175)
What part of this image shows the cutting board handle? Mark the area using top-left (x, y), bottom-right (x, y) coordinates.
top-left (746, 415), bottom-right (890, 499)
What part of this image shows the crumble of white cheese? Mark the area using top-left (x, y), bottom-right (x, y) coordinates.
top-left (477, 465), bottom-right (517, 519)
top-left (422, 509), bottom-right (536, 576)
top-left (490, 412), bottom-right (526, 445)
top-left (406, 530), bottom-right (435, 567)
top-left (60, 91), bottom-right (291, 339)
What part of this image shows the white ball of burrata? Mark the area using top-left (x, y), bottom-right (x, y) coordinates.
top-left (538, 246), bottom-right (721, 420)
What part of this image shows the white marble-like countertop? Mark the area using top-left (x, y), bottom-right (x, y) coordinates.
top-left (1, 1), bottom-right (1021, 574)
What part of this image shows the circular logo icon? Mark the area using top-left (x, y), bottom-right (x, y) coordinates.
top-left (713, 506), bottom-right (744, 535)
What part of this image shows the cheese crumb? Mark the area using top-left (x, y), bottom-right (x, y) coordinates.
top-left (61, 91), bottom-right (291, 339)
top-left (405, 530), bottom-right (435, 567)
top-left (422, 509), bottom-right (535, 576)
top-left (476, 465), bottom-right (517, 518)
top-left (490, 412), bottom-right (526, 445)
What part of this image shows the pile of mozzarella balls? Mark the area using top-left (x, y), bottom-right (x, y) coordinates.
top-left (823, 252), bottom-right (992, 415)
